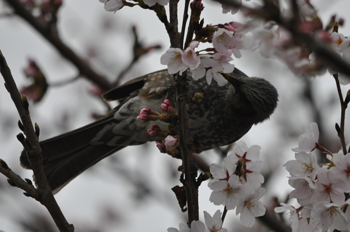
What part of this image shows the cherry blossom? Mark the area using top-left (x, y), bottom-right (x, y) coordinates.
top-left (205, 65), bottom-right (228, 86)
top-left (235, 186), bottom-right (266, 227)
top-left (167, 220), bottom-right (206, 232)
top-left (313, 203), bottom-right (348, 231)
top-left (212, 29), bottom-right (236, 53)
top-left (182, 41), bottom-right (200, 69)
top-left (296, 217), bottom-right (321, 232)
top-left (208, 174), bottom-right (243, 210)
top-left (330, 32), bottom-right (350, 53)
top-left (164, 135), bottom-right (178, 150)
top-left (203, 210), bottom-right (228, 232)
top-left (292, 122), bottom-right (319, 152)
top-left (143, 0), bottom-right (169, 7)
top-left (100, 0), bottom-right (124, 12)
top-left (288, 176), bottom-right (315, 206)
top-left (160, 48), bottom-right (188, 74)
top-left (332, 151), bottom-right (350, 190)
top-left (227, 141), bottom-right (264, 187)
top-left (284, 151), bottom-right (319, 180)
top-left (274, 203), bottom-right (300, 231)
top-left (313, 167), bottom-right (346, 206)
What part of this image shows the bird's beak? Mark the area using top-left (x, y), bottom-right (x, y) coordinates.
top-left (221, 73), bottom-right (243, 88)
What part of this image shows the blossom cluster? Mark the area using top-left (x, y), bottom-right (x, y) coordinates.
top-left (208, 141), bottom-right (266, 227)
top-left (98, 0), bottom-right (350, 86)
top-left (160, 24), bottom-right (249, 86)
top-left (275, 122), bottom-right (350, 231)
top-left (137, 99), bottom-right (182, 156)
top-left (168, 141), bottom-right (266, 232)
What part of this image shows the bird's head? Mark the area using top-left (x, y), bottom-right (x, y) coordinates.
top-left (222, 73), bottom-right (278, 124)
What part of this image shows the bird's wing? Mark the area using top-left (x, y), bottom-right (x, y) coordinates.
top-left (102, 69), bottom-right (168, 101)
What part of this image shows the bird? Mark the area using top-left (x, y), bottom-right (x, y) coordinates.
top-left (20, 68), bottom-right (278, 193)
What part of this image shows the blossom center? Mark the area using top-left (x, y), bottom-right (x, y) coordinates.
top-left (245, 200), bottom-right (256, 209)
top-left (223, 184), bottom-right (233, 197)
top-left (322, 184), bottom-right (332, 194)
top-left (302, 162), bottom-right (313, 173)
top-left (345, 166), bottom-right (350, 177)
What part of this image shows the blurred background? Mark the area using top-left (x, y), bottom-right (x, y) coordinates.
top-left (0, 0), bottom-right (350, 231)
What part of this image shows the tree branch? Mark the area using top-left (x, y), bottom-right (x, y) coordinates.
top-left (333, 74), bottom-right (348, 155)
top-left (5, 0), bottom-right (113, 92)
top-left (0, 51), bottom-right (74, 232)
top-left (215, 0), bottom-right (350, 78)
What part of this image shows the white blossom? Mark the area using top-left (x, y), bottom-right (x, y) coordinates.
top-left (292, 122), bottom-right (319, 152)
top-left (236, 186), bottom-right (266, 227)
top-left (284, 151), bottom-right (319, 180)
top-left (204, 210), bottom-right (228, 232)
top-left (313, 203), bottom-right (348, 231)
top-left (161, 48), bottom-right (188, 75)
top-left (143, 0), bottom-right (169, 7)
top-left (208, 174), bottom-right (243, 209)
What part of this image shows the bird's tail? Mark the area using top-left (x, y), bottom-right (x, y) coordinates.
top-left (20, 113), bottom-right (131, 194)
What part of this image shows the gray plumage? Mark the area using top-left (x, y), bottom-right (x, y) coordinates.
top-left (20, 68), bottom-right (278, 193)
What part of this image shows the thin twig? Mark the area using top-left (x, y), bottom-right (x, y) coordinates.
top-left (333, 74), bottom-right (347, 155)
top-left (221, 206), bottom-right (228, 223)
top-left (49, 76), bottom-right (79, 87)
top-left (0, 159), bottom-right (39, 199)
top-left (180, 0), bottom-right (190, 49)
top-left (0, 51), bottom-right (74, 232)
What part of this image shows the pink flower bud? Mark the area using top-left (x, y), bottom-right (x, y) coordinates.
top-left (164, 135), bottom-right (179, 150)
top-left (167, 106), bottom-right (175, 114)
top-left (137, 108), bottom-right (159, 122)
top-left (156, 142), bottom-right (166, 153)
top-left (161, 99), bottom-right (172, 112)
top-left (160, 103), bottom-right (168, 112)
top-left (147, 124), bottom-right (162, 137)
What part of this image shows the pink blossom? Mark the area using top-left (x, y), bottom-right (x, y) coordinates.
top-left (182, 43), bottom-right (200, 69)
top-left (164, 135), bottom-right (178, 150)
top-left (224, 21), bottom-right (244, 32)
top-left (313, 168), bottom-right (346, 206)
top-left (212, 29), bottom-right (235, 53)
top-left (161, 48), bottom-right (188, 75)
